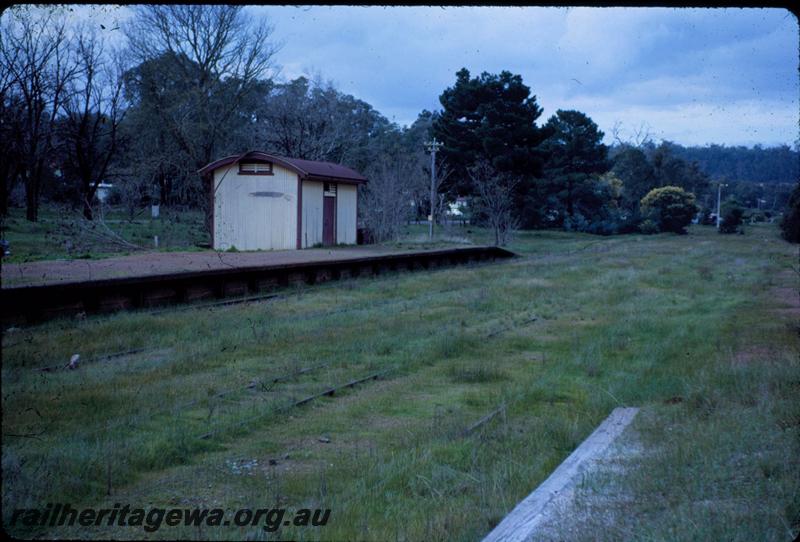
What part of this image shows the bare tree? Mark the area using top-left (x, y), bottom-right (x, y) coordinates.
top-left (0, 7), bottom-right (77, 221)
top-left (631, 122), bottom-right (654, 148)
top-left (361, 151), bottom-right (423, 243)
top-left (611, 120), bottom-right (654, 148)
top-left (610, 121), bottom-right (625, 147)
top-left (255, 76), bottom-right (344, 161)
top-left (0, 41), bottom-right (24, 216)
top-left (60, 25), bottom-right (127, 219)
top-left (431, 161), bottom-right (452, 229)
top-left (252, 75), bottom-right (391, 175)
top-left (125, 5), bottom-right (278, 166)
top-left (113, 167), bottom-right (149, 222)
top-left (124, 5), bottom-right (279, 230)
top-left (468, 159), bottom-right (520, 246)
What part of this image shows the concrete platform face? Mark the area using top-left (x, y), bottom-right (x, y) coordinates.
top-left (2, 246), bottom-right (472, 288)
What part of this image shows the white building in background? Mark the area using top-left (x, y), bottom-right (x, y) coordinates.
top-left (448, 196), bottom-right (469, 217)
top-left (96, 183), bottom-right (114, 202)
top-left (199, 151), bottom-right (367, 251)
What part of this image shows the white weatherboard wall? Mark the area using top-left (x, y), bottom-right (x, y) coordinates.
top-left (301, 180), bottom-right (324, 248)
top-left (336, 183), bottom-right (357, 244)
top-left (213, 164), bottom-right (298, 251)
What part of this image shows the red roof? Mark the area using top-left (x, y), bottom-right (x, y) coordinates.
top-left (198, 151), bottom-right (367, 184)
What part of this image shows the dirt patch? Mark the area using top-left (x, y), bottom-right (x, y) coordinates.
top-left (504, 277), bottom-right (555, 288)
top-left (771, 286), bottom-right (799, 307)
top-left (258, 454), bottom-right (331, 478)
top-left (0, 245), bottom-right (465, 287)
top-left (732, 345), bottom-right (780, 366)
top-left (256, 430), bottom-right (388, 479)
top-left (769, 284), bottom-right (800, 319)
top-left (252, 380), bottom-right (424, 477)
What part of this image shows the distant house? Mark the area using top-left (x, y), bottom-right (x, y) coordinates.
top-left (448, 196), bottom-right (469, 217)
top-left (96, 183), bottom-right (114, 202)
top-left (199, 151), bottom-right (367, 251)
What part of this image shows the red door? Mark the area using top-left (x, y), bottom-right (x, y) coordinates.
top-left (323, 195), bottom-right (336, 246)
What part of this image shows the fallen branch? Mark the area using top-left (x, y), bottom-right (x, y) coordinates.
top-left (462, 404), bottom-right (506, 437)
top-left (72, 210), bottom-right (145, 252)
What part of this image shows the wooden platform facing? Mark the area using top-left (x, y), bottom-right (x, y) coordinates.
top-left (1, 245), bottom-right (515, 324)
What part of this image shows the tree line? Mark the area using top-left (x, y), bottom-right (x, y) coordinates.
top-left (1, 5), bottom-right (796, 244)
top-left (665, 142), bottom-right (798, 185)
top-left (0, 5), bottom-right (436, 240)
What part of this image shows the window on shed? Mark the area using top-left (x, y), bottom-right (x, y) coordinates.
top-left (323, 182), bottom-right (337, 196)
top-left (239, 161), bottom-right (273, 175)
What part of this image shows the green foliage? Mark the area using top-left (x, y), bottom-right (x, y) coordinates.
top-left (719, 199), bottom-right (745, 234)
top-left (611, 142), bottom-right (712, 215)
top-left (0, 206), bottom-right (207, 263)
top-left (542, 110), bottom-right (610, 177)
top-left (663, 141), bottom-right (799, 185)
top-left (648, 142), bottom-right (711, 200)
top-left (638, 219), bottom-right (660, 235)
top-left (527, 110), bottom-right (613, 231)
top-left (122, 51), bottom-right (238, 208)
top-left (432, 68), bottom-right (549, 196)
top-left (697, 207), bottom-right (716, 226)
top-left (745, 209), bottom-right (767, 223)
top-left (611, 146), bottom-right (655, 210)
top-left (258, 76), bottom-right (395, 174)
top-left (724, 180), bottom-right (795, 213)
top-left (780, 182), bottom-right (800, 243)
top-left (640, 186), bottom-right (698, 234)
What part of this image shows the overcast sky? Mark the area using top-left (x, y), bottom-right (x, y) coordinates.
top-left (66, 5), bottom-right (798, 147)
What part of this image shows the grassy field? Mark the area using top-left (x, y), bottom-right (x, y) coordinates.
top-left (0, 206), bottom-right (208, 263)
top-left (2, 224), bottom-right (798, 540)
top-left (0, 205), bottom-right (477, 263)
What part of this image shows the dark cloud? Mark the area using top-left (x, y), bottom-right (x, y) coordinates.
top-left (40, 5), bottom-right (799, 146)
top-left (263, 6), bottom-right (797, 146)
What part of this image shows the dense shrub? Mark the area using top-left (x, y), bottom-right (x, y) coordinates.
top-left (638, 219), bottom-right (660, 234)
top-left (640, 186), bottom-right (698, 234)
top-left (562, 212), bottom-right (590, 233)
top-left (745, 209), bottom-right (767, 223)
top-left (584, 208), bottom-right (640, 235)
top-left (780, 182), bottom-right (800, 243)
top-left (698, 207), bottom-right (715, 226)
top-left (719, 200), bottom-right (745, 234)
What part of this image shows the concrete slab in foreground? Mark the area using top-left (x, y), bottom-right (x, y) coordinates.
top-left (482, 407), bottom-right (639, 542)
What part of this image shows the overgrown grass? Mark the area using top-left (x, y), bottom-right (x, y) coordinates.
top-left (0, 205), bottom-right (208, 262)
top-left (546, 253), bottom-right (800, 541)
top-left (0, 207), bottom-right (480, 263)
top-left (2, 224), bottom-right (797, 540)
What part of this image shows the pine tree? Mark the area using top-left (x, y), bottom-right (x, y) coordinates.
top-left (432, 68), bottom-right (549, 198)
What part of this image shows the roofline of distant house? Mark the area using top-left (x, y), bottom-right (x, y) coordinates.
top-left (198, 151), bottom-right (368, 185)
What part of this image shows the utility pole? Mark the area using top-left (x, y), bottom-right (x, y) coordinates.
top-left (716, 182), bottom-right (728, 230)
top-left (424, 137), bottom-right (443, 240)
